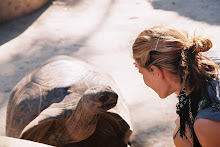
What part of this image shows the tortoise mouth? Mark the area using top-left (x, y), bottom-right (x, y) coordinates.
top-left (99, 101), bottom-right (117, 110)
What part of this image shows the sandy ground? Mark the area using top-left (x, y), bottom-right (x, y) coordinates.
top-left (0, 0), bottom-right (220, 146)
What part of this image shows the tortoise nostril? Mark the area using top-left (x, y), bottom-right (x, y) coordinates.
top-left (99, 96), bottom-right (109, 103)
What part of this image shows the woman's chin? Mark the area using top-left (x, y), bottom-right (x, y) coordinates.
top-left (159, 96), bottom-right (167, 99)
top-left (158, 93), bottom-right (166, 99)
top-left (159, 92), bottom-right (173, 99)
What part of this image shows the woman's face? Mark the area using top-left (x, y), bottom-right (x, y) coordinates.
top-left (134, 61), bottom-right (179, 98)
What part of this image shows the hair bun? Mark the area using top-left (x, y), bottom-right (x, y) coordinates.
top-left (191, 36), bottom-right (212, 53)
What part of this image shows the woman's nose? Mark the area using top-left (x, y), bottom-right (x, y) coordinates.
top-left (133, 62), bottom-right (137, 67)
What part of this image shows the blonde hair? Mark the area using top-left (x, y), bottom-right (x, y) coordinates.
top-left (132, 26), bottom-right (218, 93)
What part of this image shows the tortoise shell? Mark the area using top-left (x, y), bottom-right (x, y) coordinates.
top-left (6, 56), bottom-right (132, 147)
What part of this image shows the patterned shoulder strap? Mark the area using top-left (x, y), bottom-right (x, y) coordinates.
top-left (198, 98), bottom-right (220, 111)
top-left (211, 103), bottom-right (220, 110)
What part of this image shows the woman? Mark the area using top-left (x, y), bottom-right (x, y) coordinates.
top-left (132, 26), bottom-right (220, 147)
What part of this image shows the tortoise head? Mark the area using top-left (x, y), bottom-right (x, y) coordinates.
top-left (82, 86), bottom-right (118, 112)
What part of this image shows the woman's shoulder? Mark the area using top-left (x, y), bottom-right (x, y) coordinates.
top-left (194, 118), bottom-right (220, 147)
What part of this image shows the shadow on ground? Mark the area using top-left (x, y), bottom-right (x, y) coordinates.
top-left (150, 0), bottom-right (220, 25)
top-left (0, 1), bottom-right (54, 46)
top-left (1, 1), bottom-right (175, 146)
top-left (0, 0), bottom-right (115, 113)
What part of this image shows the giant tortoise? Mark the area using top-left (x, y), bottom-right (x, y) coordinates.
top-left (6, 56), bottom-right (132, 147)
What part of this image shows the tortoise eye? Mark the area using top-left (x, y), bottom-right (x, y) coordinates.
top-left (99, 96), bottom-right (109, 103)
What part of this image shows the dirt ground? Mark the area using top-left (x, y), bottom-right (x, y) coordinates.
top-left (0, 0), bottom-right (220, 146)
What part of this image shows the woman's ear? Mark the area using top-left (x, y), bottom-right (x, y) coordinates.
top-left (150, 65), bottom-right (164, 80)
